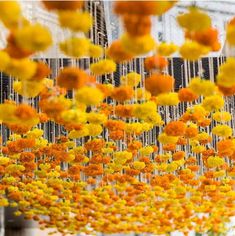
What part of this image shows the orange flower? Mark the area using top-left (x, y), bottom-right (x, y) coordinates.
top-left (218, 84), bottom-right (235, 96)
top-left (109, 130), bottom-right (124, 140)
top-left (163, 143), bottom-right (176, 151)
top-left (186, 27), bottom-right (220, 51)
top-left (83, 164), bottom-right (103, 177)
top-left (123, 14), bottom-right (151, 36)
top-left (111, 86), bottom-right (134, 102)
top-left (6, 123), bottom-right (32, 134)
top-left (30, 61), bottom-right (51, 81)
top-left (106, 40), bottom-right (134, 63)
top-left (5, 33), bottom-right (33, 59)
top-left (105, 120), bottom-right (126, 131)
top-left (172, 151), bottom-right (185, 161)
top-left (217, 139), bottom-right (235, 157)
top-left (144, 55), bottom-right (168, 71)
top-left (42, 0), bottom-right (84, 10)
top-left (14, 104), bottom-right (37, 120)
top-left (84, 139), bottom-right (105, 152)
top-left (115, 104), bottom-right (133, 118)
top-left (178, 88), bottom-right (198, 102)
top-left (185, 126), bottom-right (198, 138)
top-left (38, 113), bottom-right (49, 123)
top-left (145, 74), bottom-right (175, 96)
top-left (164, 121), bottom-right (186, 136)
top-left (57, 67), bottom-right (88, 90)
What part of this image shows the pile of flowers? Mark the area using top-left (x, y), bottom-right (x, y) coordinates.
top-left (0, 1), bottom-right (235, 236)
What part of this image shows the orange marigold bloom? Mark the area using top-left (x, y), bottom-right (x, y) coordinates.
top-left (218, 84), bottom-right (235, 96)
top-left (57, 67), bottom-right (88, 90)
top-left (177, 137), bottom-right (187, 145)
top-left (123, 14), bottom-right (151, 36)
top-left (5, 33), bottom-right (33, 59)
top-left (173, 151), bottom-right (185, 161)
top-left (106, 40), bottom-right (134, 63)
top-left (185, 156), bottom-right (197, 164)
top-left (84, 139), bottom-right (105, 152)
top-left (83, 164), bottom-right (103, 177)
top-left (38, 113), bottom-right (49, 123)
top-left (14, 104), bottom-right (37, 120)
top-left (185, 126), bottom-right (198, 138)
top-left (145, 74), bottom-right (175, 96)
top-left (30, 61), bottom-right (51, 81)
top-left (163, 143), bottom-right (176, 151)
top-left (178, 88), bottom-right (199, 102)
top-left (42, 0), bottom-right (84, 10)
top-left (188, 165), bottom-right (200, 172)
top-left (125, 168), bottom-right (140, 176)
top-left (164, 121), bottom-right (186, 136)
top-left (6, 123), bottom-right (32, 134)
top-left (115, 104), bottom-right (133, 118)
top-left (197, 118), bottom-right (211, 127)
top-left (105, 120), bottom-right (126, 131)
top-left (144, 55), bottom-right (168, 71)
top-left (19, 152), bottom-right (35, 162)
top-left (217, 139), bottom-right (235, 157)
top-left (111, 86), bottom-right (134, 102)
top-left (109, 130), bottom-right (124, 140)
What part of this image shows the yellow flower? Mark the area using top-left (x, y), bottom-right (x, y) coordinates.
top-left (0, 1), bottom-right (22, 29)
top-left (114, 151), bottom-right (132, 165)
top-left (61, 109), bottom-right (87, 124)
top-left (212, 111), bottom-right (232, 122)
top-left (86, 124), bottom-right (103, 136)
top-left (212, 125), bottom-right (232, 137)
top-left (180, 41), bottom-right (210, 61)
top-left (191, 145), bottom-right (205, 153)
top-left (207, 156), bottom-right (224, 168)
top-left (177, 7), bottom-right (211, 32)
top-left (0, 103), bottom-right (18, 123)
top-left (157, 42), bottom-right (178, 56)
top-left (139, 146), bottom-right (154, 156)
top-left (136, 88), bottom-right (151, 101)
top-left (217, 58), bottom-right (235, 87)
top-left (0, 156), bottom-right (10, 165)
top-left (0, 51), bottom-right (10, 71)
top-left (121, 72), bottom-right (141, 87)
top-left (89, 44), bottom-right (103, 58)
top-left (13, 80), bottom-right (44, 98)
top-left (60, 37), bottom-right (90, 57)
top-left (133, 161), bottom-right (145, 170)
top-left (76, 86), bottom-right (104, 105)
top-left (121, 33), bottom-right (156, 55)
top-left (68, 127), bottom-right (89, 139)
top-left (157, 92), bottom-right (179, 106)
top-left (166, 162), bottom-right (178, 172)
top-left (0, 198), bottom-right (9, 207)
top-left (58, 11), bottom-right (92, 33)
top-left (27, 129), bottom-right (44, 139)
top-left (202, 95), bottom-right (224, 111)
top-left (133, 101), bottom-right (156, 120)
top-left (158, 133), bottom-right (178, 144)
top-left (87, 112), bottom-right (107, 124)
top-left (5, 58), bottom-right (37, 80)
top-left (226, 23), bottom-right (235, 46)
top-left (189, 77), bottom-right (216, 96)
top-left (90, 59), bottom-right (116, 75)
top-left (14, 23), bottom-right (52, 52)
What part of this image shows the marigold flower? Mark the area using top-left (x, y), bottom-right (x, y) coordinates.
top-left (164, 121), bottom-right (186, 137)
top-left (42, 1), bottom-right (84, 11)
top-left (217, 139), bottom-right (235, 157)
top-left (180, 41), bottom-right (210, 61)
top-left (89, 44), bottom-right (103, 58)
top-left (157, 92), bottom-right (179, 106)
top-left (158, 133), bottom-right (178, 145)
top-left (213, 111), bottom-right (232, 122)
top-left (90, 59), bottom-right (116, 75)
top-left (212, 125), bottom-right (232, 138)
top-left (157, 42), bottom-right (178, 56)
top-left (123, 14), bottom-right (151, 36)
top-left (177, 7), bottom-right (211, 32)
top-left (202, 95), bottom-right (224, 112)
top-left (57, 67), bottom-right (88, 90)
top-left (145, 55), bottom-right (168, 71)
top-left (133, 161), bottom-right (146, 170)
top-left (0, 51), bottom-right (10, 71)
top-left (111, 86), bottom-right (134, 102)
top-left (120, 72), bottom-right (141, 87)
top-left (60, 37), bottom-right (90, 58)
top-left (14, 24), bottom-right (52, 52)
top-left (145, 74), bottom-right (174, 96)
top-left (0, 1), bottom-right (22, 29)
top-left (115, 104), bottom-right (134, 118)
top-left (178, 88), bottom-right (198, 102)
top-left (207, 156), bottom-right (225, 168)
top-left (106, 40), bottom-right (134, 63)
top-left (58, 11), bottom-right (92, 33)
top-left (226, 17), bottom-right (235, 46)
top-left (76, 86), bottom-right (104, 105)
top-left (121, 33), bottom-right (156, 55)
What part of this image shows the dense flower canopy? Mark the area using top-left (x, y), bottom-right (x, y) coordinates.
top-left (0, 1), bottom-right (235, 236)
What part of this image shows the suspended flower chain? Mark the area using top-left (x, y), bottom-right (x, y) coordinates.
top-left (1, 1), bottom-right (235, 235)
